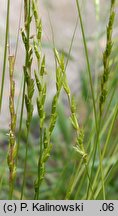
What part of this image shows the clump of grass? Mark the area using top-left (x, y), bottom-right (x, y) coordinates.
top-left (0, 0), bottom-right (117, 200)
top-left (67, 0), bottom-right (117, 200)
top-left (89, 0), bottom-right (116, 199)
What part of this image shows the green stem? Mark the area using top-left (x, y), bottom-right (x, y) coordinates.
top-left (0, 0), bottom-right (10, 112)
top-left (65, 19), bottom-right (78, 70)
top-left (88, 104), bottom-right (118, 199)
top-left (76, 0), bottom-right (98, 131)
top-left (87, 117), bottom-right (105, 199)
top-left (34, 128), bottom-right (43, 200)
top-left (98, 119), bottom-right (105, 199)
top-left (20, 0), bottom-right (32, 199)
top-left (20, 128), bottom-right (30, 199)
top-left (16, 80), bottom-right (26, 165)
top-left (85, 164), bottom-right (95, 200)
top-left (16, 0), bottom-right (30, 172)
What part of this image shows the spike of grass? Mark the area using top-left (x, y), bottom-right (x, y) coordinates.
top-left (20, 0), bottom-right (34, 199)
top-left (7, 55), bottom-right (17, 199)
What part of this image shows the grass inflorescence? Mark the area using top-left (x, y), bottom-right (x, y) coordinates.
top-left (7, 55), bottom-right (17, 199)
top-left (99, 0), bottom-right (116, 115)
top-left (20, 0), bottom-right (34, 199)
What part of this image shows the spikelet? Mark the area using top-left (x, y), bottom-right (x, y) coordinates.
top-left (99, 0), bottom-right (116, 115)
top-left (55, 49), bottom-right (87, 162)
top-left (7, 55), bottom-right (17, 198)
top-left (21, 7), bottom-right (34, 130)
top-left (32, 0), bottom-right (42, 42)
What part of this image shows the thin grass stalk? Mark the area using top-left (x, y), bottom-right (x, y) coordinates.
top-left (74, 169), bottom-right (86, 199)
top-left (16, 81), bottom-right (25, 165)
top-left (65, 19), bottom-right (78, 70)
top-left (90, 0), bottom-right (100, 159)
top-left (16, 0), bottom-right (28, 165)
top-left (14, 1), bottom-right (23, 62)
top-left (68, 102), bottom-right (117, 199)
top-left (20, 127), bottom-right (30, 199)
top-left (0, 159), bottom-right (7, 194)
top-left (87, 86), bottom-right (116, 198)
top-left (16, 74), bottom-right (24, 115)
top-left (87, 118), bottom-right (106, 199)
top-left (48, 12), bottom-right (57, 70)
top-left (75, 0), bottom-right (98, 131)
top-left (0, 0), bottom-right (10, 112)
top-left (95, 0), bottom-right (116, 199)
top-left (16, 0), bottom-right (30, 167)
top-left (81, 104), bottom-right (117, 199)
top-left (14, 2), bottom-right (23, 125)
top-left (103, 86), bottom-right (116, 122)
top-left (87, 0), bottom-right (116, 199)
top-left (95, 144), bottom-right (118, 199)
top-left (98, 119), bottom-right (105, 199)
top-left (68, 103), bottom-right (115, 199)
top-left (86, 117), bottom-right (105, 199)
top-left (88, 104), bottom-right (118, 199)
top-left (66, 126), bottom-right (96, 199)
top-left (75, 0), bottom-right (103, 197)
